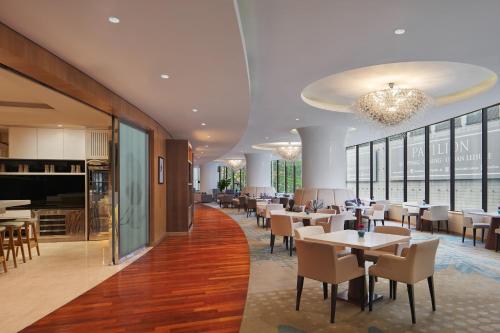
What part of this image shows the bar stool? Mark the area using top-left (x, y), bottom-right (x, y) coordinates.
top-left (17, 218), bottom-right (40, 259)
top-left (0, 221), bottom-right (27, 266)
top-left (0, 226), bottom-right (7, 273)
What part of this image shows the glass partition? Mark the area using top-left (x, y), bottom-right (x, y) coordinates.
top-left (372, 140), bottom-right (386, 200)
top-left (118, 122), bottom-right (149, 258)
top-left (429, 121), bottom-right (451, 205)
top-left (358, 143), bottom-right (370, 199)
top-left (487, 106), bottom-right (500, 211)
top-left (407, 128), bottom-right (425, 203)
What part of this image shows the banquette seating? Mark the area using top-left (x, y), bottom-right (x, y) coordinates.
top-left (242, 186), bottom-right (276, 198)
top-left (292, 188), bottom-right (357, 211)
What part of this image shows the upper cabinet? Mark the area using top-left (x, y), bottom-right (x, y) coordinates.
top-left (8, 127), bottom-right (86, 160)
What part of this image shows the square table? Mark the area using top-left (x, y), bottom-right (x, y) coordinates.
top-left (466, 211), bottom-right (500, 250)
top-left (305, 230), bottom-right (411, 305)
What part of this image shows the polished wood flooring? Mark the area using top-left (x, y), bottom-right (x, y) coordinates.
top-left (21, 204), bottom-right (250, 333)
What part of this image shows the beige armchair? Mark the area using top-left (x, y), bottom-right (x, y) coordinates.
top-left (296, 240), bottom-right (365, 323)
top-left (368, 238), bottom-right (440, 324)
top-left (314, 208), bottom-right (337, 232)
top-left (363, 204), bottom-right (385, 231)
top-left (262, 204), bottom-right (285, 229)
top-left (270, 213), bottom-right (303, 256)
top-left (461, 208), bottom-right (490, 246)
top-left (422, 205), bottom-right (449, 233)
top-left (402, 202), bottom-right (419, 229)
top-left (364, 226), bottom-right (411, 262)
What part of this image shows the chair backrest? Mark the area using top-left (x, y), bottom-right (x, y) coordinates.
top-left (296, 240), bottom-right (337, 283)
top-left (429, 205), bottom-right (449, 220)
top-left (462, 208), bottom-right (485, 226)
top-left (374, 225), bottom-right (411, 254)
top-left (302, 188), bottom-right (318, 205)
top-left (222, 195), bottom-right (233, 203)
top-left (294, 188), bottom-right (304, 205)
top-left (372, 204), bottom-right (385, 219)
top-left (406, 238), bottom-right (440, 283)
top-left (403, 201), bottom-right (419, 214)
top-left (317, 189), bottom-right (335, 207)
top-left (375, 200), bottom-right (391, 211)
top-left (294, 226), bottom-right (324, 240)
top-left (270, 214), bottom-right (294, 236)
top-left (279, 197), bottom-right (289, 208)
top-left (247, 199), bottom-right (257, 209)
top-left (315, 208), bottom-right (337, 232)
top-left (266, 204), bottom-right (285, 218)
top-left (271, 197), bottom-right (280, 204)
top-left (329, 213), bottom-right (349, 232)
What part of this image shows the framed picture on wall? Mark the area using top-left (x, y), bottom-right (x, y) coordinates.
top-left (158, 156), bottom-right (165, 184)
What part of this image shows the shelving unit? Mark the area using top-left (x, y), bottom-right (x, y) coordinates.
top-left (0, 172), bottom-right (85, 176)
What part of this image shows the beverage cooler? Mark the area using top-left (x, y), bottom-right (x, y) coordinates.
top-left (87, 160), bottom-right (111, 240)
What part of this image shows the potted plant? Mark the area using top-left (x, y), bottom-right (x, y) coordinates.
top-left (357, 223), bottom-right (365, 238)
top-left (217, 178), bottom-right (231, 193)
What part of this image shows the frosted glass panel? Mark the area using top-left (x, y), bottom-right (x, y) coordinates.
top-left (119, 122), bottom-right (149, 257)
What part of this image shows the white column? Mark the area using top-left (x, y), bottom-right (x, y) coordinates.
top-left (244, 152), bottom-right (272, 187)
top-left (200, 162), bottom-right (220, 193)
top-left (298, 125), bottom-right (348, 188)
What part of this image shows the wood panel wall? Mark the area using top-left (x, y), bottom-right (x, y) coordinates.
top-left (0, 22), bottom-right (169, 245)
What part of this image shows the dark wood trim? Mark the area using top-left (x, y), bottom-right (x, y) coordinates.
top-left (424, 126), bottom-right (430, 203)
top-left (450, 118), bottom-right (456, 210)
top-left (369, 141), bottom-right (374, 199)
top-left (356, 145), bottom-right (359, 198)
top-left (482, 108), bottom-right (488, 211)
top-left (385, 137), bottom-right (390, 200)
top-left (403, 134), bottom-right (408, 202)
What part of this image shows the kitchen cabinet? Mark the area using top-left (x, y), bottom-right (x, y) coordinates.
top-left (37, 128), bottom-right (64, 159)
top-left (8, 127), bottom-right (37, 159)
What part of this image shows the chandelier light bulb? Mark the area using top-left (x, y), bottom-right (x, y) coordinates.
top-left (275, 144), bottom-right (302, 161)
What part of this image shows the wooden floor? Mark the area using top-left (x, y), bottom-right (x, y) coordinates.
top-left (21, 204), bottom-right (250, 333)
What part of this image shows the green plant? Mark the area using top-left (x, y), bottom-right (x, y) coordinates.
top-left (217, 178), bottom-right (231, 192)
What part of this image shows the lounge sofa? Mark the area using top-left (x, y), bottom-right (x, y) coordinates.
top-left (293, 188), bottom-right (356, 209)
top-left (242, 186), bottom-right (276, 198)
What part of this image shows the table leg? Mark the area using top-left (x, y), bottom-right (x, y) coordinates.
top-left (485, 217), bottom-right (500, 250)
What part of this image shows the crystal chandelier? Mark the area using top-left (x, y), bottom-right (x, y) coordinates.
top-left (354, 83), bottom-right (430, 125)
top-left (225, 159), bottom-right (246, 171)
top-left (275, 144), bottom-right (301, 161)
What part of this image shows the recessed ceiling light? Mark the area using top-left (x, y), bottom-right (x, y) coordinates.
top-left (207, 135), bottom-right (211, 138)
top-left (295, 118), bottom-right (300, 121)
top-left (192, 108), bottom-right (198, 112)
top-left (108, 16), bottom-right (120, 24)
top-left (160, 74), bottom-right (170, 79)
top-left (394, 28), bottom-right (406, 35)
top-left (57, 124), bottom-right (63, 128)
top-left (201, 122), bottom-right (206, 126)
top-left (205, 145), bottom-right (209, 148)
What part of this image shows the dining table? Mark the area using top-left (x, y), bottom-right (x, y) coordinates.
top-left (346, 205), bottom-right (371, 229)
top-left (466, 211), bottom-right (500, 250)
top-left (278, 211), bottom-right (336, 226)
top-left (403, 203), bottom-right (435, 231)
top-left (0, 200), bottom-right (31, 216)
top-left (305, 229), bottom-right (411, 305)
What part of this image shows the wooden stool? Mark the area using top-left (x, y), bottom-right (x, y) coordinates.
top-left (0, 221), bottom-right (27, 266)
top-left (0, 226), bottom-right (7, 273)
top-left (17, 219), bottom-right (40, 259)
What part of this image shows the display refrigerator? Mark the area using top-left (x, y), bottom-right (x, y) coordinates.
top-left (87, 160), bottom-right (111, 240)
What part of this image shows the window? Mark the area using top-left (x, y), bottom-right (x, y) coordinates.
top-left (346, 147), bottom-right (357, 194)
top-left (271, 160), bottom-right (302, 193)
top-left (407, 128), bottom-right (425, 203)
top-left (429, 121), bottom-right (450, 206)
top-left (285, 161), bottom-right (294, 192)
top-left (277, 160), bottom-right (286, 193)
top-left (372, 140), bottom-right (386, 200)
top-left (455, 110), bottom-right (482, 211)
top-left (487, 106), bottom-right (500, 211)
top-left (271, 160), bottom-right (277, 189)
top-left (358, 143), bottom-right (370, 199)
top-left (294, 160), bottom-right (303, 189)
top-left (389, 135), bottom-right (404, 202)
top-left (239, 168), bottom-right (247, 189)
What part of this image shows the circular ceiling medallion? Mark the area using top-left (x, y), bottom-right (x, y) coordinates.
top-left (301, 61), bottom-right (497, 113)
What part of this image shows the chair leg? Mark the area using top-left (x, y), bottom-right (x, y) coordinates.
top-left (427, 276), bottom-right (436, 311)
top-left (408, 216), bottom-right (411, 229)
top-left (462, 227), bottom-right (466, 243)
top-left (270, 233), bottom-right (275, 253)
top-left (284, 236), bottom-right (289, 250)
top-left (496, 234), bottom-right (499, 252)
top-left (381, 219), bottom-right (385, 226)
top-left (289, 237), bottom-right (294, 257)
top-left (296, 276), bottom-right (304, 311)
top-left (16, 228), bottom-right (26, 263)
top-left (446, 220), bottom-right (449, 234)
top-left (360, 277), bottom-right (365, 311)
top-left (407, 284), bottom-right (416, 324)
top-left (481, 228), bottom-right (485, 243)
top-left (389, 280), bottom-right (393, 299)
top-left (323, 282), bottom-right (328, 300)
top-left (24, 223), bottom-right (33, 260)
top-left (401, 215), bottom-right (404, 227)
top-left (393, 281), bottom-right (397, 300)
top-left (473, 228), bottom-right (477, 246)
top-left (331, 284), bottom-right (338, 323)
top-left (437, 221), bottom-right (441, 232)
top-left (369, 275), bottom-right (374, 311)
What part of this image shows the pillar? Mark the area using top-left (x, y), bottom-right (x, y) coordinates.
top-left (244, 152), bottom-right (272, 187)
top-left (297, 125), bottom-right (348, 188)
top-left (200, 161), bottom-right (220, 193)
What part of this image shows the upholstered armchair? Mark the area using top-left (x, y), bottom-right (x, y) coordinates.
top-left (363, 204), bottom-right (385, 231)
top-left (422, 205), bottom-right (449, 233)
top-left (364, 226), bottom-right (411, 263)
top-left (246, 199), bottom-right (257, 217)
top-left (296, 240), bottom-right (365, 323)
top-left (294, 226), bottom-right (324, 240)
top-left (269, 213), bottom-right (303, 256)
top-left (262, 204), bottom-right (285, 229)
top-left (368, 239), bottom-right (440, 324)
top-left (401, 202), bottom-right (419, 229)
top-left (315, 208), bottom-right (337, 232)
top-left (461, 208), bottom-right (490, 246)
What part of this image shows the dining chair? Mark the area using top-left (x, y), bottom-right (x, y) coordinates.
top-left (364, 226), bottom-right (411, 262)
top-left (369, 238), bottom-right (440, 324)
top-left (263, 204), bottom-right (285, 229)
top-left (363, 204), bottom-right (385, 231)
top-left (315, 208), bottom-right (337, 233)
top-left (0, 226), bottom-right (7, 273)
top-left (17, 218), bottom-right (41, 259)
top-left (496, 228), bottom-right (500, 252)
top-left (246, 199), bottom-right (257, 217)
top-left (461, 208), bottom-right (490, 246)
top-left (295, 239), bottom-right (365, 323)
top-left (0, 221), bottom-right (27, 267)
top-left (269, 213), bottom-right (303, 256)
top-left (422, 205), bottom-right (449, 234)
top-left (279, 197), bottom-right (289, 209)
top-left (401, 202), bottom-right (419, 229)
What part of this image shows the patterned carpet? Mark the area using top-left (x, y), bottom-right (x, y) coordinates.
top-left (207, 204), bottom-right (500, 333)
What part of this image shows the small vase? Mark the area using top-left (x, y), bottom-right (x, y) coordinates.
top-left (358, 231), bottom-right (365, 238)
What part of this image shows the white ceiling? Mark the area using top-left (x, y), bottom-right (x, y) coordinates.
top-left (0, 0), bottom-right (250, 164)
top-left (2, 0), bottom-right (500, 164)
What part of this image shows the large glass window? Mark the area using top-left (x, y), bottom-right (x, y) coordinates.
top-left (285, 161), bottom-right (294, 192)
top-left (277, 161), bottom-right (286, 192)
top-left (487, 106), bottom-right (500, 211)
top-left (429, 121), bottom-right (451, 206)
top-left (119, 122), bottom-right (149, 258)
top-left (271, 160), bottom-right (302, 193)
top-left (389, 135), bottom-right (404, 202)
top-left (372, 140), bottom-right (386, 200)
top-left (346, 147), bottom-right (357, 194)
top-left (455, 110), bottom-right (483, 211)
top-left (407, 128), bottom-right (425, 203)
top-left (358, 143), bottom-right (370, 199)
top-left (271, 160), bottom-right (278, 189)
top-left (294, 160), bottom-right (302, 189)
